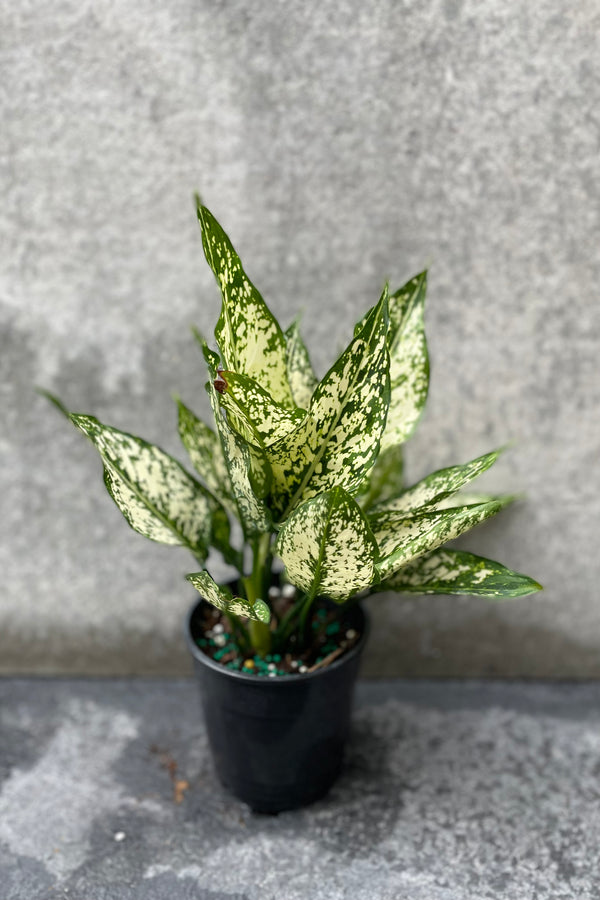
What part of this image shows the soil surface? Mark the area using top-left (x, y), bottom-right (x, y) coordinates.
top-left (195, 586), bottom-right (361, 676)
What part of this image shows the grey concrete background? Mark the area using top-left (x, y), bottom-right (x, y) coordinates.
top-left (3, 678), bottom-right (600, 899)
top-left (2, 0), bottom-right (599, 676)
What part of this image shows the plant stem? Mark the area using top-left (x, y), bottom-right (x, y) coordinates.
top-left (272, 591), bottom-right (307, 648)
top-left (297, 591), bottom-right (316, 648)
top-left (242, 532), bottom-right (273, 656)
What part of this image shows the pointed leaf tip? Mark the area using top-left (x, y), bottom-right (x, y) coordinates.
top-left (37, 388), bottom-right (71, 419)
top-left (375, 549), bottom-right (543, 599)
top-left (186, 571), bottom-right (271, 623)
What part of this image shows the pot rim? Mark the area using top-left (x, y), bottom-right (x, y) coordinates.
top-left (184, 596), bottom-right (370, 685)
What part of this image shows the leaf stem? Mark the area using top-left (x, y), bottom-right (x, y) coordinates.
top-left (242, 532), bottom-right (273, 656)
top-left (272, 590), bottom-right (307, 648)
top-left (297, 590), bottom-right (317, 648)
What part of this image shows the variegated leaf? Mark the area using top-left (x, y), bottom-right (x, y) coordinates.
top-left (375, 549), bottom-right (542, 597)
top-left (209, 386), bottom-right (272, 536)
top-left (372, 499), bottom-right (505, 581)
top-left (196, 200), bottom-right (293, 408)
top-left (380, 271), bottom-right (429, 452)
top-left (176, 398), bottom-right (234, 510)
top-left (434, 492), bottom-right (518, 510)
top-left (285, 319), bottom-right (318, 408)
top-left (215, 371), bottom-right (305, 447)
top-left (186, 570), bottom-right (270, 623)
top-left (357, 443), bottom-right (404, 510)
top-left (70, 414), bottom-right (219, 559)
top-left (266, 287), bottom-right (391, 518)
top-left (275, 487), bottom-right (379, 602)
top-left (372, 447), bottom-right (504, 514)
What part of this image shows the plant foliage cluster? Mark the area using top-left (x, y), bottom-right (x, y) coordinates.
top-left (45, 201), bottom-right (541, 657)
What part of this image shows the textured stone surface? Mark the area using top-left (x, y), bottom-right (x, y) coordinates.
top-left (2, 0), bottom-right (600, 675)
top-left (2, 678), bottom-right (600, 899)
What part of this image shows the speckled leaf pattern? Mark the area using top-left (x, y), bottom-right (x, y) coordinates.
top-left (376, 549), bottom-right (542, 597)
top-left (380, 272), bottom-right (429, 452)
top-left (209, 387), bottom-right (271, 536)
top-left (176, 399), bottom-right (234, 511)
top-left (275, 487), bottom-right (379, 602)
top-left (372, 499), bottom-right (505, 581)
top-left (196, 201), bottom-right (293, 408)
top-left (285, 319), bottom-right (318, 408)
top-left (266, 287), bottom-right (391, 518)
top-left (434, 492), bottom-right (518, 510)
top-left (186, 571), bottom-right (271, 623)
top-left (357, 443), bottom-right (404, 510)
top-left (70, 415), bottom-right (217, 558)
top-left (216, 372), bottom-right (305, 447)
top-left (372, 448), bottom-right (504, 514)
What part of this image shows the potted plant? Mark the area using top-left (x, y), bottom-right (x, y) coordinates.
top-left (42, 198), bottom-right (541, 813)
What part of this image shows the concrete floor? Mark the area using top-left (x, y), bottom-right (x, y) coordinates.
top-left (1, 678), bottom-right (600, 900)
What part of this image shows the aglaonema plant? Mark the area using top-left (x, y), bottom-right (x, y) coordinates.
top-left (43, 198), bottom-right (541, 663)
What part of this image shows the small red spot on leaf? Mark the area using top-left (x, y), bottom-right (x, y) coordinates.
top-left (214, 368), bottom-right (228, 394)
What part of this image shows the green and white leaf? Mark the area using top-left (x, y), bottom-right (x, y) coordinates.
top-left (215, 371), bottom-right (305, 447)
top-left (372, 499), bottom-right (506, 581)
top-left (285, 319), bottom-right (318, 408)
top-left (197, 201), bottom-right (293, 408)
top-left (209, 386), bottom-right (271, 536)
top-left (375, 549), bottom-right (542, 597)
top-left (275, 487), bottom-right (379, 602)
top-left (176, 398), bottom-right (234, 511)
top-left (357, 443), bottom-right (404, 510)
top-left (434, 492), bottom-right (519, 510)
top-left (70, 414), bottom-right (219, 559)
top-left (266, 287), bottom-right (391, 518)
top-left (372, 447), bottom-right (504, 514)
top-left (380, 271), bottom-right (429, 452)
top-left (186, 570), bottom-right (270, 623)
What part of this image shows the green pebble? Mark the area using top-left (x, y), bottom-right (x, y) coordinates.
top-left (326, 622), bottom-right (340, 635)
top-left (197, 638), bottom-right (208, 647)
top-left (273, 654), bottom-right (282, 662)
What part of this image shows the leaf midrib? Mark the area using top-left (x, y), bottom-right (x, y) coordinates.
top-left (201, 208), bottom-right (241, 374)
top-left (281, 296), bottom-right (388, 519)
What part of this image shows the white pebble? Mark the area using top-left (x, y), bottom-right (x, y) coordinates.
top-left (114, 832), bottom-right (126, 842)
top-left (268, 671), bottom-right (277, 677)
top-left (214, 634), bottom-right (226, 647)
top-left (282, 584), bottom-right (296, 599)
top-left (291, 660), bottom-right (299, 668)
top-left (345, 629), bottom-right (357, 640)
top-left (213, 623), bottom-right (224, 634)
top-left (299, 665), bottom-right (308, 674)
top-left (268, 586), bottom-right (280, 599)
top-left (268, 663), bottom-right (276, 671)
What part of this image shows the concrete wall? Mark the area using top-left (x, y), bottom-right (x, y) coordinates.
top-left (2, 0), bottom-right (599, 676)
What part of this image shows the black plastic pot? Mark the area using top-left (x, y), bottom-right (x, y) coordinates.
top-left (185, 597), bottom-right (369, 813)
